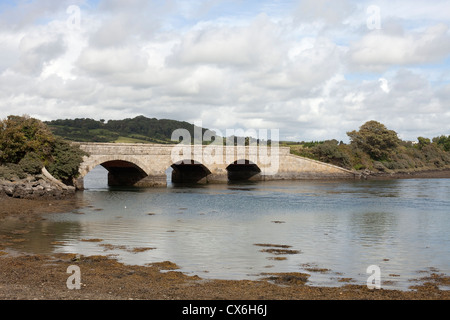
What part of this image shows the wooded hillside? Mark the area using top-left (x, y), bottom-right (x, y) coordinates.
top-left (45, 115), bottom-right (206, 144)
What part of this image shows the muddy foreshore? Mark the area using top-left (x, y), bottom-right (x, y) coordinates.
top-left (362, 167), bottom-right (450, 180)
top-left (1, 174), bottom-right (450, 301)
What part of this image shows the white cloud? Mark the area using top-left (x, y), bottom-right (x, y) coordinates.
top-left (168, 14), bottom-right (284, 68)
top-left (348, 23), bottom-right (450, 72)
top-left (0, 0), bottom-right (449, 142)
top-left (14, 28), bottom-right (66, 75)
top-left (293, 0), bottom-right (355, 26)
top-left (378, 78), bottom-right (390, 93)
top-left (77, 46), bottom-right (149, 76)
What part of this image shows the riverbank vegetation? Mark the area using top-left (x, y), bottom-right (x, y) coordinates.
top-left (4, 115), bottom-right (449, 179)
top-left (285, 120), bottom-right (450, 174)
top-left (0, 115), bottom-right (87, 185)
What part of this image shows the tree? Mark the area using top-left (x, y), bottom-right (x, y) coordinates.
top-left (347, 120), bottom-right (400, 161)
top-left (0, 115), bottom-right (55, 164)
top-left (0, 115), bottom-right (88, 184)
top-left (417, 137), bottom-right (431, 149)
top-left (311, 139), bottom-right (351, 168)
top-left (433, 135), bottom-right (450, 152)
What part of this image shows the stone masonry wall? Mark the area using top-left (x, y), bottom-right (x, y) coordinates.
top-left (76, 143), bottom-right (359, 189)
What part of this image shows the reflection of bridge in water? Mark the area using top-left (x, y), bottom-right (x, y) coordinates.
top-left (75, 143), bottom-right (359, 189)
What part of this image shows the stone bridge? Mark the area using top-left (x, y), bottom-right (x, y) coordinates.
top-left (74, 143), bottom-right (359, 189)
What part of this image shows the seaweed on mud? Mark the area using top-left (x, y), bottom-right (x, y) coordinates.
top-left (259, 248), bottom-right (300, 255)
top-left (260, 272), bottom-right (310, 285)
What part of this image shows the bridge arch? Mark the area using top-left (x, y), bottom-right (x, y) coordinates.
top-left (226, 159), bottom-right (262, 182)
top-left (77, 155), bottom-right (152, 189)
top-left (171, 159), bottom-right (212, 184)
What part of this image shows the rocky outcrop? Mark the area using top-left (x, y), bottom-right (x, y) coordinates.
top-left (0, 168), bottom-right (75, 200)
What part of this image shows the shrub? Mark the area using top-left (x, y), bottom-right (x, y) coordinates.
top-left (417, 137), bottom-right (431, 149)
top-left (0, 165), bottom-right (16, 180)
top-left (46, 138), bottom-right (88, 184)
top-left (373, 161), bottom-right (387, 172)
top-left (433, 135), bottom-right (450, 152)
top-left (311, 140), bottom-right (351, 168)
top-left (0, 163), bottom-right (27, 180)
top-left (18, 152), bottom-right (43, 175)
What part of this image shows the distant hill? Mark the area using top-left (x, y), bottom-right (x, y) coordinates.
top-left (45, 115), bottom-right (208, 144)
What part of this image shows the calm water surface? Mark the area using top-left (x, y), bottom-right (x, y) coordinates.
top-left (2, 166), bottom-right (449, 290)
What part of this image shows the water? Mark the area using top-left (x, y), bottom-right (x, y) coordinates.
top-left (1, 166), bottom-right (449, 291)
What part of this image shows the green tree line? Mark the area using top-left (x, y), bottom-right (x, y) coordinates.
top-left (45, 115), bottom-right (208, 144)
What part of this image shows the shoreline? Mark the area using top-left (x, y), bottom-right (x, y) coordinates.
top-left (0, 251), bottom-right (448, 300)
top-left (362, 167), bottom-right (450, 180)
top-left (1, 176), bottom-right (450, 300)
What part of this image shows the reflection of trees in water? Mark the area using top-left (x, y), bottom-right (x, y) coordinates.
top-left (354, 180), bottom-right (402, 198)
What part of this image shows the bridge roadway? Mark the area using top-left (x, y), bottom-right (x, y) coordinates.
top-left (74, 143), bottom-right (359, 189)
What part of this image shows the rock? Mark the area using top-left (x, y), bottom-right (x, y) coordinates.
top-left (0, 176), bottom-right (75, 200)
top-left (1, 183), bottom-right (14, 197)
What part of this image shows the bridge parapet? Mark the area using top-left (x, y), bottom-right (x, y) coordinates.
top-left (78, 143), bottom-right (290, 156)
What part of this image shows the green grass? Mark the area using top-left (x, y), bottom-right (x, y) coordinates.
top-left (114, 136), bottom-right (153, 144)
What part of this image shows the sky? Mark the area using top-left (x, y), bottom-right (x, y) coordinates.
top-left (0, 0), bottom-right (449, 142)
